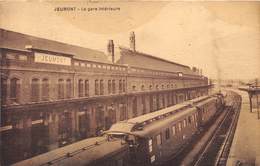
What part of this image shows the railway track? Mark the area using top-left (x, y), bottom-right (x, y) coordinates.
top-left (194, 93), bottom-right (241, 166)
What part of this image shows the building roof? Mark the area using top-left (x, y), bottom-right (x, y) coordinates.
top-left (116, 47), bottom-right (197, 75)
top-left (0, 29), bottom-right (110, 63)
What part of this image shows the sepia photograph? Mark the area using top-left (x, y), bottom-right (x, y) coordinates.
top-left (0, 1), bottom-right (260, 166)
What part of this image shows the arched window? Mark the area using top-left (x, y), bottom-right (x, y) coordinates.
top-left (119, 80), bottom-right (122, 93)
top-left (108, 80), bottom-right (111, 94)
top-left (31, 78), bottom-right (40, 102)
top-left (66, 79), bottom-right (72, 98)
top-left (95, 79), bottom-right (99, 95)
top-left (112, 80), bottom-right (116, 94)
top-left (132, 85), bottom-right (136, 91)
top-left (100, 80), bottom-right (104, 95)
top-left (78, 79), bottom-right (84, 97)
top-left (122, 80), bottom-right (126, 93)
top-left (10, 78), bottom-right (20, 103)
top-left (42, 78), bottom-right (49, 101)
top-left (141, 85), bottom-right (145, 91)
top-left (1, 78), bottom-right (7, 104)
top-left (85, 80), bottom-right (89, 97)
top-left (58, 79), bottom-right (65, 99)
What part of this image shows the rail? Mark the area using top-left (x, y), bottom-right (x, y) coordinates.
top-left (194, 92), bottom-right (241, 166)
top-left (194, 105), bottom-right (233, 166)
top-left (215, 97), bottom-right (241, 166)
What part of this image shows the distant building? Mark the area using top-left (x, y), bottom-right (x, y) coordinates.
top-left (0, 29), bottom-right (210, 165)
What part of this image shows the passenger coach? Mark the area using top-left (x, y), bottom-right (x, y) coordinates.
top-left (106, 94), bottom-right (223, 165)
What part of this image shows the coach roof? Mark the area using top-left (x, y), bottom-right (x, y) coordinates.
top-left (12, 137), bottom-right (127, 166)
top-left (106, 95), bottom-right (211, 135)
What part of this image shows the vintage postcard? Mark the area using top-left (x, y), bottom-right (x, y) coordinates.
top-left (1, 1), bottom-right (260, 166)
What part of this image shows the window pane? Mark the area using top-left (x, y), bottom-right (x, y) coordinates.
top-left (42, 78), bottom-right (49, 101)
top-left (165, 128), bottom-right (170, 139)
top-left (178, 123), bottom-right (182, 131)
top-left (66, 79), bottom-right (72, 98)
top-left (100, 80), bottom-right (104, 95)
top-left (78, 79), bottom-right (83, 97)
top-left (58, 79), bottom-right (64, 99)
top-left (1, 78), bottom-right (7, 104)
top-left (156, 134), bottom-right (162, 145)
top-left (149, 139), bottom-right (153, 153)
top-left (150, 155), bottom-right (155, 163)
top-left (172, 125), bottom-right (176, 135)
top-left (31, 78), bottom-right (40, 102)
top-left (85, 80), bottom-right (89, 97)
top-left (95, 80), bottom-right (99, 95)
top-left (112, 80), bottom-right (116, 94)
top-left (108, 80), bottom-right (111, 94)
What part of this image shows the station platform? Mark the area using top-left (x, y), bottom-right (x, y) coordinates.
top-left (226, 89), bottom-right (260, 166)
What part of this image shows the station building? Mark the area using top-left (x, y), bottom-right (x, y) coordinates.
top-left (0, 29), bottom-right (210, 164)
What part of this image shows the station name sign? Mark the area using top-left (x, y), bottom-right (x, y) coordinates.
top-left (35, 52), bottom-right (71, 66)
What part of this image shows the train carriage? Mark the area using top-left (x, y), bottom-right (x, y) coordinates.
top-left (12, 136), bottom-right (129, 166)
top-left (106, 94), bottom-right (224, 166)
top-left (106, 104), bottom-right (200, 165)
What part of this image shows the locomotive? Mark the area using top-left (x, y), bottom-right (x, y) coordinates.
top-left (12, 93), bottom-right (225, 166)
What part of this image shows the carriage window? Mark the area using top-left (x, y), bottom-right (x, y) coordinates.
top-left (188, 116), bottom-right (192, 124)
top-left (183, 119), bottom-right (187, 128)
top-left (148, 139), bottom-right (153, 153)
top-left (156, 134), bottom-right (162, 145)
top-left (150, 155), bottom-right (155, 163)
top-left (165, 128), bottom-right (170, 140)
top-left (178, 122), bottom-right (182, 132)
top-left (172, 125), bottom-right (176, 135)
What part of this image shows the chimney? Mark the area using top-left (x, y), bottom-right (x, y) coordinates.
top-left (130, 31), bottom-right (136, 51)
top-left (107, 40), bottom-right (115, 63)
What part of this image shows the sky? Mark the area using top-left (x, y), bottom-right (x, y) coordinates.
top-left (1, 1), bottom-right (260, 80)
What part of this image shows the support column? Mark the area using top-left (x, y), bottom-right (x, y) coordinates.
top-left (47, 113), bottom-right (59, 151)
top-left (249, 93), bottom-right (253, 113)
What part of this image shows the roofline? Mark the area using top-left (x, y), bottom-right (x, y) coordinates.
top-left (104, 130), bottom-right (143, 138)
top-left (119, 46), bottom-right (190, 69)
top-left (1, 46), bottom-right (32, 53)
top-left (0, 28), bottom-right (106, 55)
top-left (27, 47), bottom-right (74, 57)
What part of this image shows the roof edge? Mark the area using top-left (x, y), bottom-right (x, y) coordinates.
top-left (119, 46), bottom-right (190, 69)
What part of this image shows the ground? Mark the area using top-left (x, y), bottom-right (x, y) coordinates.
top-left (226, 89), bottom-right (260, 166)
